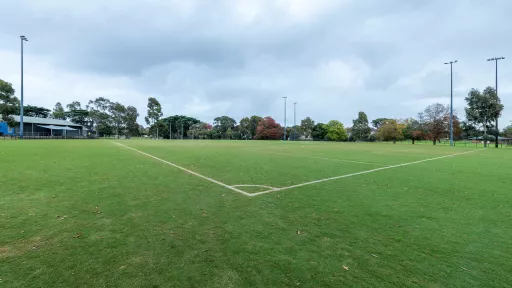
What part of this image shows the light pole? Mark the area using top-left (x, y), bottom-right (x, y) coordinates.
top-left (20, 35), bottom-right (28, 139)
top-left (293, 102), bottom-right (297, 140)
top-left (444, 60), bottom-right (457, 146)
top-left (283, 96), bottom-right (287, 141)
top-left (487, 57), bottom-right (505, 148)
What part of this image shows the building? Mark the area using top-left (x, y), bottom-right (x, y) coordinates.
top-left (7, 116), bottom-right (86, 137)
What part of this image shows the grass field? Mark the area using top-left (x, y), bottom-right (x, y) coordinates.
top-left (1, 140), bottom-right (511, 287)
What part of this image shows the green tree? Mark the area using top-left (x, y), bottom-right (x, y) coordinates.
top-left (109, 102), bottom-right (127, 138)
top-left (503, 124), bottom-right (512, 139)
top-left (65, 101), bottom-right (89, 127)
top-left (249, 116), bottom-right (262, 139)
top-left (351, 112), bottom-right (371, 141)
top-left (402, 118), bottom-right (424, 144)
top-left (86, 97), bottom-right (112, 136)
top-left (465, 87), bottom-right (504, 147)
top-left (23, 105), bottom-right (51, 118)
top-left (311, 123), bottom-right (327, 141)
top-left (371, 118), bottom-right (388, 129)
top-left (325, 120), bottom-right (348, 141)
top-left (144, 97), bottom-right (163, 126)
top-left (239, 117), bottom-right (251, 139)
top-left (52, 102), bottom-right (66, 120)
top-left (213, 116), bottom-right (236, 139)
top-left (376, 119), bottom-right (405, 143)
top-left (125, 106), bottom-right (139, 138)
top-left (0, 79), bottom-right (18, 127)
top-left (300, 117), bottom-right (315, 139)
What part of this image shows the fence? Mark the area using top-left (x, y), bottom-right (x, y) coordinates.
top-left (375, 139), bottom-right (512, 148)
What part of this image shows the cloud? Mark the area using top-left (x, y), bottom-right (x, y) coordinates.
top-left (1, 0), bottom-right (511, 128)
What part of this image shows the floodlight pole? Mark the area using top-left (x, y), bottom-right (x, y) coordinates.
top-left (487, 57), bottom-right (505, 148)
top-left (283, 97), bottom-right (287, 141)
top-left (169, 122), bottom-right (172, 139)
top-left (20, 36), bottom-right (28, 139)
top-left (293, 102), bottom-right (297, 140)
top-left (444, 60), bottom-right (457, 146)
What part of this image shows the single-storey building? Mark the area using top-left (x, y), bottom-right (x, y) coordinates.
top-left (5, 116), bottom-right (86, 138)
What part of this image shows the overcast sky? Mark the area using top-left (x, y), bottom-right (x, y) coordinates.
top-left (1, 0), bottom-right (511, 127)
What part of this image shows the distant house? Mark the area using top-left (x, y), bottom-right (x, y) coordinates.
top-left (9, 116), bottom-right (86, 137)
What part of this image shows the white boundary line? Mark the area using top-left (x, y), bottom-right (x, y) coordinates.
top-left (110, 141), bottom-right (251, 196)
top-left (232, 184), bottom-right (278, 190)
top-left (249, 149), bottom-right (479, 196)
top-left (111, 140), bottom-right (478, 198)
top-left (248, 150), bottom-right (386, 166)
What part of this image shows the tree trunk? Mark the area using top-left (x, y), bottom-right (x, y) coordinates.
top-left (433, 138), bottom-right (436, 145)
top-left (412, 139), bottom-right (415, 144)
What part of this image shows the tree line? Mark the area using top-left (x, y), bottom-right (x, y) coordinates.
top-left (1, 78), bottom-right (510, 144)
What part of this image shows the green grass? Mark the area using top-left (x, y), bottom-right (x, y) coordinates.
top-left (1, 140), bottom-right (511, 287)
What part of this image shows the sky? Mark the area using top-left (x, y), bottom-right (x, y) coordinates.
top-left (1, 0), bottom-right (511, 128)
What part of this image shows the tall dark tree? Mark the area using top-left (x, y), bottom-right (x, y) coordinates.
top-left (249, 116), bottom-right (263, 139)
top-left (23, 105), bottom-right (51, 118)
top-left (213, 116), bottom-right (237, 139)
top-left (144, 97), bottom-right (163, 126)
top-left (125, 106), bottom-right (139, 138)
top-left (312, 123), bottom-right (328, 141)
top-left (161, 115), bottom-right (201, 139)
top-left (65, 101), bottom-right (89, 127)
top-left (87, 97), bottom-right (112, 136)
top-left (52, 102), bottom-right (66, 120)
top-left (300, 117), bottom-right (315, 139)
top-left (239, 117), bottom-right (251, 139)
top-left (351, 112), bottom-right (371, 141)
top-left (465, 87), bottom-right (504, 147)
top-left (109, 102), bottom-right (127, 138)
top-left (0, 79), bottom-right (19, 127)
top-left (402, 118), bottom-right (424, 144)
top-left (371, 118), bottom-right (388, 129)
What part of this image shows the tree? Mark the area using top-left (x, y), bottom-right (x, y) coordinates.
top-left (160, 115), bottom-right (201, 139)
top-left (325, 120), bottom-right (348, 141)
top-left (23, 105), bottom-right (51, 118)
top-left (300, 117), bottom-right (315, 139)
top-left (239, 117), bottom-right (251, 139)
top-left (249, 116), bottom-right (262, 139)
top-left (461, 120), bottom-right (479, 139)
top-left (419, 103), bottom-right (450, 145)
top-left (52, 102), bottom-right (66, 120)
top-left (86, 97), bottom-right (113, 136)
top-left (125, 106), bottom-right (139, 138)
top-left (65, 101), bottom-right (89, 127)
top-left (371, 118), bottom-right (388, 129)
top-left (402, 118), bottom-right (424, 144)
top-left (351, 112), bottom-right (371, 141)
top-left (109, 102), bottom-right (127, 138)
top-left (376, 119), bottom-right (405, 143)
top-left (503, 124), bottom-right (512, 139)
top-left (255, 117), bottom-right (283, 140)
top-left (213, 116), bottom-right (236, 139)
top-left (312, 123), bottom-right (328, 141)
top-left (0, 79), bottom-right (19, 127)
top-left (144, 97), bottom-right (163, 126)
top-left (465, 87), bottom-right (504, 147)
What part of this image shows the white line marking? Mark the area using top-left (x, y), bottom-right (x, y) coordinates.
top-left (249, 150), bottom-right (386, 166)
top-left (110, 141), bottom-right (251, 196)
top-left (232, 184), bottom-right (278, 190)
top-left (249, 149), bottom-right (479, 197)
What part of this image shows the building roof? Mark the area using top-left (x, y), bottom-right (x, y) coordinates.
top-left (12, 115), bottom-right (83, 127)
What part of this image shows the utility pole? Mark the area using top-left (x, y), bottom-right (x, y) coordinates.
top-left (487, 57), bottom-right (505, 148)
top-left (283, 96), bottom-right (287, 141)
top-left (444, 60), bottom-right (457, 146)
top-left (20, 36), bottom-right (28, 139)
top-left (293, 102), bottom-right (297, 140)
